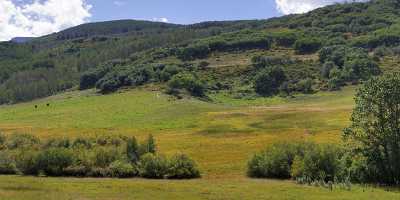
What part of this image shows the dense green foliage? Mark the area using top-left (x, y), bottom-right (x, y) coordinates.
top-left (0, 134), bottom-right (200, 179)
top-left (247, 142), bottom-right (345, 183)
top-left (343, 74), bottom-right (400, 185)
top-left (2, 0), bottom-right (400, 103)
top-left (254, 67), bottom-right (287, 96)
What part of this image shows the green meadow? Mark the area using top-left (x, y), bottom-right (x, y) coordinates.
top-left (0, 86), bottom-right (399, 199)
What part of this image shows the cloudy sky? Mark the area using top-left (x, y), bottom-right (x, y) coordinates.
top-left (0, 0), bottom-right (366, 41)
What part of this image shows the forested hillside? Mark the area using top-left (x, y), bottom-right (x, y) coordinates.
top-left (1, 0), bottom-right (400, 104)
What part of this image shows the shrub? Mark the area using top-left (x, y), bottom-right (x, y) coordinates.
top-left (0, 132), bottom-right (5, 145)
top-left (88, 167), bottom-right (112, 177)
top-left (93, 147), bottom-right (121, 168)
top-left (126, 137), bottom-right (140, 163)
top-left (72, 137), bottom-right (92, 149)
top-left (290, 144), bottom-right (345, 182)
top-left (139, 134), bottom-right (157, 156)
top-left (44, 138), bottom-right (71, 149)
top-left (254, 66), bottom-right (287, 96)
top-left (95, 71), bottom-right (122, 94)
top-left (36, 148), bottom-right (74, 176)
top-left (124, 67), bottom-right (155, 87)
top-left (139, 153), bottom-right (169, 179)
top-left (342, 58), bottom-right (381, 81)
top-left (294, 38), bottom-right (322, 54)
top-left (321, 61), bottom-right (337, 79)
top-left (248, 142), bottom-right (345, 183)
top-left (6, 133), bottom-right (40, 150)
top-left (109, 160), bottom-right (137, 178)
top-left (374, 46), bottom-right (392, 57)
top-left (167, 73), bottom-right (205, 97)
top-left (15, 150), bottom-right (39, 175)
top-left (177, 44), bottom-right (211, 61)
top-left (79, 66), bottom-right (110, 90)
top-left (167, 154), bottom-right (200, 179)
top-left (159, 65), bottom-right (182, 82)
top-left (247, 142), bottom-right (301, 179)
top-left (319, 45), bottom-right (346, 66)
top-left (63, 165), bottom-right (89, 177)
top-left (327, 67), bottom-right (344, 91)
top-left (252, 56), bottom-right (291, 69)
top-left (0, 133), bottom-right (5, 150)
top-left (0, 151), bottom-right (17, 174)
top-left (273, 32), bottom-right (297, 47)
top-left (296, 78), bottom-right (314, 94)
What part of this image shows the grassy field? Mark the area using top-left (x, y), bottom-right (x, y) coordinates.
top-left (0, 86), bottom-right (399, 199)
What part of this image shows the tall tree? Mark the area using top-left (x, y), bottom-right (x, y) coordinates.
top-left (344, 73), bottom-right (400, 185)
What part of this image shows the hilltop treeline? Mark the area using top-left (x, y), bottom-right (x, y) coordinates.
top-left (1, 0), bottom-right (400, 103)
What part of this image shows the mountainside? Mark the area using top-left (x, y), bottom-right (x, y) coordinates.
top-left (1, 0), bottom-right (400, 104)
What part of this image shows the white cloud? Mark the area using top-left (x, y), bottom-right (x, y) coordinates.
top-left (275, 0), bottom-right (368, 14)
top-left (152, 17), bottom-right (169, 23)
top-left (0, 0), bottom-right (92, 41)
top-left (113, 1), bottom-right (126, 6)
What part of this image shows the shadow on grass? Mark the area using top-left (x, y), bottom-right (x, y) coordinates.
top-left (197, 124), bottom-right (255, 136)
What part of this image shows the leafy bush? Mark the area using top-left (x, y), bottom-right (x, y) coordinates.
top-left (72, 137), bottom-right (93, 149)
top-left (167, 154), bottom-right (201, 179)
top-left (321, 61), bottom-right (338, 79)
top-left (167, 73), bottom-right (206, 97)
top-left (63, 165), bottom-right (90, 177)
top-left (319, 45), bottom-right (346, 66)
top-left (290, 144), bottom-right (345, 182)
top-left (0, 151), bottom-right (17, 174)
top-left (0, 134), bottom-right (200, 179)
top-left (93, 147), bottom-right (121, 168)
top-left (15, 150), bottom-right (39, 175)
top-left (252, 56), bottom-right (291, 69)
top-left (296, 78), bottom-right (314, 94)
top-left (139, 153), bottom-right (169, 179)
top-left (0, 133), bottom-right (5, 150)
top-left (36, 148), bottom-right (74, 176)
top-left (159, 65), bottom-right (182, 81)
top-left (248, 142), bottom-right (346, 183)
top-left (294, 38), bottom-right (322, 54)
top-left (109, 160), bottom-right (137, 178)
top-left (88, 167), bottom-right (112, 177)
top-left (79, 66), bottom-right (111, 90)
top-left (327, 68), bottom-right (344, 91)
top-left (6, 134), bottom-right (40, 150)
top-left (177, 44), bottom-right (211, 61)
top-left (95, 71), bottom-right (123, 94)
top-left (44, 138), bottom-right (71, 149)
top-left (247, 142), bottom-right (301, 179)
top-left (342, 57), bottom-right (381, 81)
top-left (126, 137), bottom-right (140, 163)
top-left (254, 66), bottom-right (287, 96)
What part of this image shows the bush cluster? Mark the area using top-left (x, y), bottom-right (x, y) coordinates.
top-left (0, 134), bottom-right (200, 179)
top-left (248, 142), bottom-right (346, 183)
top-left (319, 45), bottom-right (381, 90)
top-left (167, 73), bottom-right (206, 97)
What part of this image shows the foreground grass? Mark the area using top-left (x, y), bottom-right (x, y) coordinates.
top-left (1, 176), bottom-right (399, 200)
top-left (1, 86), bottom-right (398, 199)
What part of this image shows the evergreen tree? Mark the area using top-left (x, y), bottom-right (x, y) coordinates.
top-left (126, 136), bottom-right (140, 163)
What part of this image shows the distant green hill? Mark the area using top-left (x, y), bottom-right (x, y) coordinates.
top-left (1, 0), bottom-right (400, 104)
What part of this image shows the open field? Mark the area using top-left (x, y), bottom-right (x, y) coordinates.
top-left (0, 86), bottom-right (399, 199)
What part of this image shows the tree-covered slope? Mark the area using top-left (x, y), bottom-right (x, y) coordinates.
top-left (1, 0), bottom-right (400, 104)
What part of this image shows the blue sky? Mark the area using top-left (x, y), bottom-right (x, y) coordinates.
top-left (87, 0), bottom-right (281, 24)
